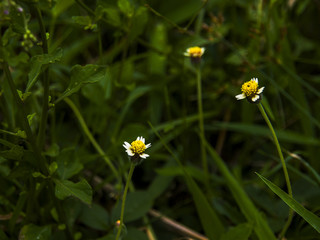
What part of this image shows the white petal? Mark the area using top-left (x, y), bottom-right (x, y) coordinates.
top-left (140, 137), bottom-right (145, 143)
top-left (252, 95), bottom-right (260, 102)
top-left (123, 142), bottom-right (131, 149)
top-left (126, 149), bottom-right (134, 156)
top-left (257, 87), bottom-right (265, 94)
top-left (235, 93), bottom-right (246, 100)
top-left (184, 52), bottom-right (190, 56)
top-left (201, 47), bottom-right (205, 55)
top-left (140, 153), bottom-right (149, 159)
top-left (145, 143), bottom-right (151, 149)
top-left (252, 78), bottom-right (258, 83)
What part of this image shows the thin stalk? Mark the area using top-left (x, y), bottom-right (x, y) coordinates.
top-left (33, 5), bottom-right (50, 150)
top-left (115, 162), bottom-right (135, 240)
top-left (257, 103), bottom-right (293, 239)
top-left (64, 98), bottom-right (119, 178)
top-left (196, 67), bottom-right (209, 187)
top-left (2, 62), bottom-right (47, 174)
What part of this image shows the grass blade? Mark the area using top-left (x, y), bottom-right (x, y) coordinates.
top-left (256, 173), bottom-right (320, 233)
top-left (204, 139), bottom-right (276, 240)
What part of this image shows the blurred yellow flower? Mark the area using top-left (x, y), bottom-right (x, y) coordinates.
top-left (184, 46), bottom-right (205, 58)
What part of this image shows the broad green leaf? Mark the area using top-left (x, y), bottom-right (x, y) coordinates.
top-left (56, 148), bottom-right (83, 180)
top-left (221, 223), bottom-right (253, 240)
top-left (79, 204), bottom-right (109, 231)
top-left (95, 5), bottom-right (121, 27)
top-left (118, 0), bottom-right (134, 18)
top-left (128, 7), bottom-right (148, 41)
top-left (257, 173), bottom-right (320, 233)
top-left (112, 191), bottom-right (153, 222)
top-left (44, 143), bottom-right (60, 157)
top-left (123, 228), bottom-right (148, 240)
top-left (18, 224), bottom-right (51, 240)
top-left (54, 178), bottom-right (92, 205)
top-left (9, 6), bottom-right (25, 34)
top-left (52, 0), bottom-right (74, 17)
top-left (0, 145), bottom-right (24, 161)
top-left (0, 229), bottom-right (9, 240)
top-left (72, 16), bottom-right (97, 31)
top-left (56, 64), bottom-right (106, 103)
top-left (26, 48), bottom-right (63, 92)
top-left (204, 139), bottom-right (276, 240)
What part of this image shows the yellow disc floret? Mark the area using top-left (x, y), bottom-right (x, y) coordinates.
top-left (130, 140), bottom-right (146, 155)
top-left (186, 46), bottom-right (204, 58)
top-left (241, 79), bottom-right (259, 97)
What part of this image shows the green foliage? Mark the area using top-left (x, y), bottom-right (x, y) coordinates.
top-left (257, 173), bottom-right (320, 233)
top-left (1, 0), bottom-right (320, 239)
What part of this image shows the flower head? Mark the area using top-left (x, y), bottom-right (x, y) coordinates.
top-left (235, 78), bottom-right (265, 103)
top-left (123, 136), bottom-right (151, 162)
top-left (184, 46), bottom-right (205, 58)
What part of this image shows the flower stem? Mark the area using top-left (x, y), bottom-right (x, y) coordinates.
top-left (32, 5), bottom-right (50, 150)
top-left (3, 62), bottom-right (48, 174)
top-left (64, 98), bottom-right (119, 178)
top-left (115, 162), bottom-right (136, 240)
top-left (257, 103), bottom-right (293, 239)
top-left (196, 67), bottom-right (209, 186)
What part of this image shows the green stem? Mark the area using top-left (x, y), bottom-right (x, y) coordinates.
top-left (64, 98), bottom-right (119, 178)
top-left (115, 162), bottom-right (136, 240)
top-left (33, 5), bottom-right (50, 150)
top-left (257, 103), bottom-right (293, 239)
top-left (196, 67), bottom-right (209, 186)
top-left (2, 62), bottom-right (47, 173)
top-left (75, 0), bottom-right (95, 16)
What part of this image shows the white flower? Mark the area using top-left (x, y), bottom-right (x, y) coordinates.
top-left (123, 136), bottom-right (151, 159)
top-left (235, 78), bottom-right (265, 103)
top-left (184, 46), bottom-right (205, 58)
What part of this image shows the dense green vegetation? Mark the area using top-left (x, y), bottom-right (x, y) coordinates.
top-left (1, 0), bottom-right (320, 239)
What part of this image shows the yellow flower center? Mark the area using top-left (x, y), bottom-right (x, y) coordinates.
top-left (241, 80), bottom-right (259, 97)
top-left (188, 47), bottom-right (203, 57)
top-left (130, 140), bottom-right (146, 155)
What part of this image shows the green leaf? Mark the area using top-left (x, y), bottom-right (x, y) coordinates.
top-left (221, 223), bottom-right (253, 240)
top-left (118, 0), bottom-right (134, 17)
top-left (123, 228), bottom-right (148, 240)
top-left (0, 145), bottom-right (24, 161)
top-left (27, 48), bottom-right (63, 92)
top-left (79, 204), bottom-right (109, 230)
top-left (56, 64), bottom-right (106, 103)
top-left (52, 0), bottom-right (75, 17)
top-left (210, 122), bottom-right (320, 146)
top-left (9, 6), bottom-right (25, 34)
top-left (54, 178), bottom-right (92, 205)
top-left (96, 5), bottom-right (121, 27)
top-left (128, 7), bottom-right (148, 41)
top-left (18, 224), bottom-right (51, 240)
top-left (257, 173), bottom-right (320, 233)
top-left (204, 139), bottom-right (277, 240)
top-left (0, 229), bottom-right (9, 240)
top-left (112, 191), bottom-right (153, 222)
top-left (56, 148), bottom-right (83, 180)
top-left (49, 162), bottom-right (58, 175)
top-left (184, 176), bottom-right (225, 239)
